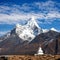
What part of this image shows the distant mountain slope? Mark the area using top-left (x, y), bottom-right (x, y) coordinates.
top-left (0, 29), bottom-right (60, 55)
top-left (42, 34), bottom-right (60, 55)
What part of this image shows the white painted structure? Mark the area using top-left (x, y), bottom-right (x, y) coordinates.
top-left (35, 47), bottom-right (44, 55)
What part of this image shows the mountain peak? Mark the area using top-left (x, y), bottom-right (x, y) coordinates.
top-left (31, 16), bottom-right (40, 28)
top-left (42, 29), bottom-right (49, 33)
top-left (16, 23), bottom-right (20, 28)
top-left (27, 16), bottom-right (40, 29)
top-left (15, 17), bottom-right (42, 42)
top-left (50, 28), bottom-right (58, 32)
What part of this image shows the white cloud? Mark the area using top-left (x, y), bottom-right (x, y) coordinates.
top-left (0, 31), bottom-right (8, 35)
top-left (0, 1), bottom-right (60, 24)
top-left (35, 1), bottom-right (59, 11)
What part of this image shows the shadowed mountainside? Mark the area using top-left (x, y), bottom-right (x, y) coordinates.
top-left (0, 28), bottom-right (60, 55)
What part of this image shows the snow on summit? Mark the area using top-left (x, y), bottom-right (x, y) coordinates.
top-left (50, 28), bottom-right (58, 32)
top-left (16, 16), bottom-right (42, 42)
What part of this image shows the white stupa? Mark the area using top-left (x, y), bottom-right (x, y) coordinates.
top-left (35, 47), bottom-right (44, 55)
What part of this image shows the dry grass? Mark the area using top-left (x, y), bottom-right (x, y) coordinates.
top-left (0, 55), bottom-right (60, 60)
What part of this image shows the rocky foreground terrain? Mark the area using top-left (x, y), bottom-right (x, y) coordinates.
top-left (0, 55), bottom-right (60, 60)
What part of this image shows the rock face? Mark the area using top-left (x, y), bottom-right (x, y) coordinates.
top-left (42, 34), bottom-right (60, 55)
top-left (0, 17), bottom-right (60, 55)
top-left (30, 30), bottom-right (60, 55)
top-left (0, 30), bottom-right (60, 55)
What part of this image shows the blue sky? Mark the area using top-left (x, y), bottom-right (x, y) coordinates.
top-left (0, 0), bottom-right (60, 36)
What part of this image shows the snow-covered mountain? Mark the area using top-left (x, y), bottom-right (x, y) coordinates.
top-left (0, 16), bottom-right (43, 43)
top-left (42, 29), bottom-right (49, 33)
top-left (50, 28), bottom-right (59, 32)
top-left (0, 17), bottom-right (60, 55)
top-left (16, 16), bottom-right (42, 42)
top-left (42, 28), bottom-right (59, 33)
